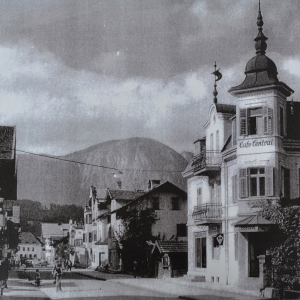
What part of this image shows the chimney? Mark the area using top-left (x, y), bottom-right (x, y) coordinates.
top-left (148, 180), bottom-right (161, 191)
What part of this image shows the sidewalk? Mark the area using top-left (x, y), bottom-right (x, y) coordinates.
top-left (110, 278), bottom-right (268, 300)
top-left (72, 269), bottom-right (268, 299)
top-left (73, 268), bottom-right (134, 280)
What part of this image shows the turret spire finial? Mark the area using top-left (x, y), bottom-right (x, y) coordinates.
top-left (254, 0), bottom-right (268, 55)
top-left (211, 62), bottom-right (222, 104)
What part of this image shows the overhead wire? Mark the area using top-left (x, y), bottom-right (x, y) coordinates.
top-left (0, 146), bottom-right (185, 173)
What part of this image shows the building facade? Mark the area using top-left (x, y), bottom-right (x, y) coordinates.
top-left (17, 232), bottom-right (43, 261)
top-left (0, 126), bottom-right (17, 201)
top-left (183, 4), bottom-right (296, 291)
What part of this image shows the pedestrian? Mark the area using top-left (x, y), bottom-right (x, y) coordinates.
top-left (67, 260), bottom-right (72, 271)
top-left (52, 260), bottom-right (58, 284)
top-left (0, 260), bottom-right (5, 295)
top-left (55, 263), bottom-right (63, 292)
top-left (133, 260), bottom-right (138, 278)
top-left (2, 258), bottom-right (9, 288)
top-left (35, 269), bottom-right (41, 287)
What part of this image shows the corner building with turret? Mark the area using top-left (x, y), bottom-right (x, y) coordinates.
top-left (183, 4), bottom-right (298, 290)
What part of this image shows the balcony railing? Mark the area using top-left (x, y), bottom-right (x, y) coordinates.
top-left (192, 203), bottom-right (222, 224)
top-left (192, 151), bottom-right (222, 173)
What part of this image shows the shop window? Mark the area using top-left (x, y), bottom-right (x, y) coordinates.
top-left (195, 237), bottom-right (206, 268)
top-left (239, 167), bottom-right (273, 198)
top-left (281, 167), bottom-right (290, 198)
top-left (171, 197), bottom-right (180, 210)
top-left (152, 197), bottom-right (160, 210)
top-left (197, 188), bottom-right (202, 206)
top-left (177, 224), bottom-right (187, 237)
top-left (240, 107), bottom-right (273, 136)
top-left (212, 236), bottom-right (220, 260)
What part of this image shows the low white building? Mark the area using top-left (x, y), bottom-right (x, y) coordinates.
top-left (17, 232), bottom-right (43, 261)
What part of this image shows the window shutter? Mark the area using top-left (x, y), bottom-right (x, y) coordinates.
top-left (265, 166), bottom-right (274, 196)
top-left (268, 108), bottom-right (273, 135)
top-left (239, 168), bottom-right (248, 198)
top-left (232, 175), bottom-right (237, 203)
top-left (284, 168), bottom-right (290, 198)
top-left (232, 118), bottom-right (237, 146)
top-left (240, 109), bottom-right (247, 136)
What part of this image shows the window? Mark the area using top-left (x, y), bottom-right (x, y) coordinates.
top-left (195, 237), bottom-right (206, 268)
top-left (232, 175), bottom-right (238, 203)
top-left (32, 247), bottom-right (34, 251)
top-left (216, 130), bottom-right (219, 151)
top-left (93, 230), bottom-right (97, 242)
top-left (23, 247), bottom-right (25, 251)
top-left (27, 247), bottom-right (30, 251)
top-left (89, 232), bottom-right (92, 242)
top-left (250, 168), bottom-right (265, 197)
top-left (197, 188), bottom-right (202, 206)
top-left (240, 107), bottom-right (273, 136)
top-left (210, 133), bottom-right (214, 150)
top-left (171, 197), bottom-right (180, 210)
top-left (239, 167), bottom-right (273, 198)
top-left (177, 224), bottom-right (187, 237)
top-left (281, 167), bottom-right (290, 198)
top-left (83, 233), bottom-right (86, 242)
top-left (152, 197), bottom-right (159, 210)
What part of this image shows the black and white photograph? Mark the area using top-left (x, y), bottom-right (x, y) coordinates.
top-left (0, 0), bottom-right (299, 299)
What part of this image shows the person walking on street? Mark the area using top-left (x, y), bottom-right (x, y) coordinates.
top-left (67, 260), bottom-right (72, 271)
top-left (55, 263), bottom-right (63, 292)
top-left (2, 258), bottom-right (9, 288)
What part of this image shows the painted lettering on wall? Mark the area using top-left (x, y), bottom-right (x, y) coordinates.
top-left (239, 139), bottom-right (273, 149)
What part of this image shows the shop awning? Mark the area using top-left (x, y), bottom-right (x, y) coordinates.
top-left (234, 215), bottom-right (273, 232)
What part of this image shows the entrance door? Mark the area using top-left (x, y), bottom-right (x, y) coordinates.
top-left (249, 233), bottom-right (267, 277)
top-left (99, 253), bottom-right (102, 267)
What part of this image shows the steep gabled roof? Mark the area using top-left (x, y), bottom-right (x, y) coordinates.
top-left (107, 189), bottom-right (146, 201)
top-left (20, 232), bottom-right (42, 245)
top-left (0, 126), bottom-right (15, 159)
top-left (113, 181), bottom-right (187, 214)
top-left (152, 240), bottom-right (188, 253)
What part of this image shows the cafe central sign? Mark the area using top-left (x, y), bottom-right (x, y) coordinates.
top-left (239, 138), bottom-right (273, 149)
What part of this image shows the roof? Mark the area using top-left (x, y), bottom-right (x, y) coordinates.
top-left (107, 189), bottom-right (146, 201)
top-left (20, 232), bottom-right (42, 245)
top-left (0, 126), bottom-right (15, 159)
top-left (152, 241), bottom-right (188, 253)
top-left (113, 181), bottom-right (187, 214)
top-left (234, 215), bottom-right (273, 226)
top-left (95, 237), bottom-right (108, 245)
top-left (215, 104), bottom-right (236, 115)
top-left (41, 223), bottom-right (69, 238)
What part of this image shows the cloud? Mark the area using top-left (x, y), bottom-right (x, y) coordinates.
top-left (283, 57), bottom-right (300, 77)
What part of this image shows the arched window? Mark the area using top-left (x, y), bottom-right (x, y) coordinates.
top-left (29, 254), bottom-right (32, 258)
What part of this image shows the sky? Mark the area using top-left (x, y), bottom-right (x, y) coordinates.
top-left (0, 0), bottom-right (300, 156)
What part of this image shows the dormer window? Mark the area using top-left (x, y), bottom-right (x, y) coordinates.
top-left (240, 107), bottom-right (273, 136)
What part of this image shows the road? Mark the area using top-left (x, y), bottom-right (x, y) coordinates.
top-left (2, 269), bottom-right (268, 300)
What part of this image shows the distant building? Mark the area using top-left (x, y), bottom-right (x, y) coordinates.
top-left (40, 222), bottom-right (69, 263)
top-left (17, 232), bottom-right (43, 261)
top-left (0, 126), bottom-right (17, 200)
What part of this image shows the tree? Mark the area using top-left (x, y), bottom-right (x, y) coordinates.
top-left (260, 200), bottom-right (300, 293)
top-left (116, 207), bottom-right (157, 274)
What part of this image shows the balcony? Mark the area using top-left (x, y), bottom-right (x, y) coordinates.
top-left (192, 151), bottom-right (222, 175)
top-left (192, 203), bottom-right (222, 225)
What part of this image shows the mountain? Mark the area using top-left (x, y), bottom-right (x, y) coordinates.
top-left (17, 137), bottom-right (189, 207)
